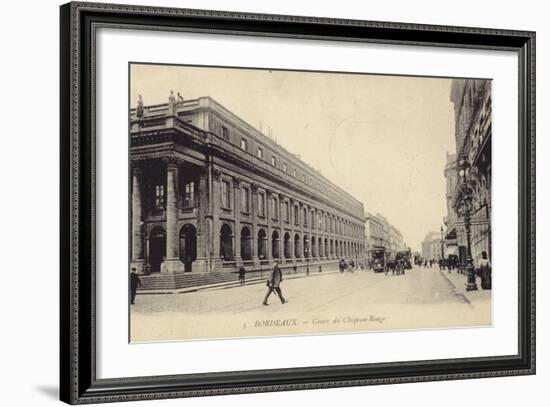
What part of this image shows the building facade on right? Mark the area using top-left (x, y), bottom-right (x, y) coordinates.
top-left (443, 152), bottom-right (460, 259)
top-left (448, 79), bottom-right (492, 267)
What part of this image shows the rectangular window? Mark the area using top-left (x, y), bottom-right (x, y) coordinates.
top-left (257, 147), bottom-right (263, 159)
top-left (241, 187), bottom-right (249, 213)
top-left (240, 138), bottom-right (248, 151)
top-left (272, 197), bottom-right (278, 219)
top-left (221, 126), bottom-right (229, 141)
top-left (183, 181), bottom-right (194, 208)
top-left (284, 201), bottom-right (290, 222)
top-left (303, 208), bottom-right (308, 226)
top-left (283, 163), bottom-right (287, 173)
top-left (221, 180), bottom-right (230, 208)
top-left (311, 211), bottom-right (315, 228)
top-left (154, 184), bottom-right (165, 209)
top-left (294, 206), bottom-right (299, 225)
top-left (258, 193), bottom-right (265, 217)
top-left (271, 156), bottom-right (277, 166)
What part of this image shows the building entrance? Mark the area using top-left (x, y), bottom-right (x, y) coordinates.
top-left (149, 227), bottom-right (166, 272)
top-left (179, 224), bottom-right (197, 273)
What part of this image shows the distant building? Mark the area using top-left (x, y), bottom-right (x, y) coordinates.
top-left (366, 212), bottom-right (404, 260)
top-left (387, 224), bottom-right (405, 256)
top-left (365, 212), bottom-right (387, 254)
top-left (421, 231), bottom-right (443, 261)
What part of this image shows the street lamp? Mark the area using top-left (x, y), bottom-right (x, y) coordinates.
top-left (455, 156), bottom-right (478, 291)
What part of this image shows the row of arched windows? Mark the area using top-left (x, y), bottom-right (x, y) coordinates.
top-left (219, 224), bottom-right (364, 262)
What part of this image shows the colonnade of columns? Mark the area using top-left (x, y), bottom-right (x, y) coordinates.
top-left (130, 159), bottom-right (367, 274)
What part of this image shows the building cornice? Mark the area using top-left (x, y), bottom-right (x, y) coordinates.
top-left (132, 97), bottom-right (364, 211)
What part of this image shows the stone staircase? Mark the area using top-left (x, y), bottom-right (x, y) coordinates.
top-left (137, 261), bottom-right (340, 292)
top-left (138, 271), bottom-right (239, 291)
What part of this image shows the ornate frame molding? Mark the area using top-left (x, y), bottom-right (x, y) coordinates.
top-left (60, 2), bottom-right (535, 404)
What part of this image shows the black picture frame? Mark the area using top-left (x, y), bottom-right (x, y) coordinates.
top-left (60, 1), bottom-right (536, 404)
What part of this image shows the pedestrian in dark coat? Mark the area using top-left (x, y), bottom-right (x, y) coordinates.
top-left (238, 266), bottom-right (246, 286)
top-left (263, 261), bottom-right (287, 305)
top-left (478, 251), bottom-right (491, 289)
top-left (339, 259), bottom-right (345, 273)
top-left (130, 268), bottom-right (141, 305)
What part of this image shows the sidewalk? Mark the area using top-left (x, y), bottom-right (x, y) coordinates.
top-left (439, 269), bottom-right (492, 306)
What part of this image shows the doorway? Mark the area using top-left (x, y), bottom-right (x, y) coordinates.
top-left (149, 226), bottom-right (166, 272)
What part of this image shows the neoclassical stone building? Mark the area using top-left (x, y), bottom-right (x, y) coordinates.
top-left (449, 79), bottom-right (491, 266)
top-left (130, 96), bottom-right (366, 283)
top-left (365, 212), bottom-right (387, 255)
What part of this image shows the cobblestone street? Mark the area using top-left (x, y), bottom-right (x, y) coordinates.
top-left (131, 265), bottom-right (491, 342)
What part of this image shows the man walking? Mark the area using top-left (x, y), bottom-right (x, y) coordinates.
top-left (130, 268), bottom-right (141, 305)
top-left (263, 261), bottom-right (287, 305)
top-left (238, 265), bottom-right (246, 286)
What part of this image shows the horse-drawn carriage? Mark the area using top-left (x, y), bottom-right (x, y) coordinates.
top-left (396, 249), bottom-right (412, 270)
top-left (371, 247), bottom-right (386, 273)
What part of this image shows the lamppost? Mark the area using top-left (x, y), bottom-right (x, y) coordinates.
top-left (305, 236), bottom-right (310, 276)
top-left (455, 155), bottom-right (478, 291)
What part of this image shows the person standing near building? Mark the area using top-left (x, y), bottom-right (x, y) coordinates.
top-left (339, 258), bottom-right (345, 273)
top-left (130, 268), bottom-right (141, 305)
top-left (238, 266), bottom-right (246, 286)
top-left (263, 261), bottom-right (287, 305)
top-left (478, 251), bottom-right (491, 289)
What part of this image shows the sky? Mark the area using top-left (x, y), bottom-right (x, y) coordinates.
top-left (131, 64), bottom-right (457, 252)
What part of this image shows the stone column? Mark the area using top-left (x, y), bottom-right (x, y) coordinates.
top-left (251, 183), bottom-right (259, 265)
top-left (233, 177), bottom-right (242, 265)
top-left (290, 198), bottom-right (297, 262)
top-left (278, 193), bottom-right (285, 263)
top-left (130, 166), bottom-right (145, 274)
top-left (163, 160), bottom-right (183, 273)
top-left (194, 167), bottom-right (209, 272)
top-left (266, 189), bottom-right (272, 265)
top-left (328, 215), bottom-right (333, 259)
top-left (210, 167), bottom-right (223, 272)
top-left (300, 203), bottom-right (307, 262)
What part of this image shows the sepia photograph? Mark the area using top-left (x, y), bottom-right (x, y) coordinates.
top-left (128, 63), bottom-right (492, 342)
